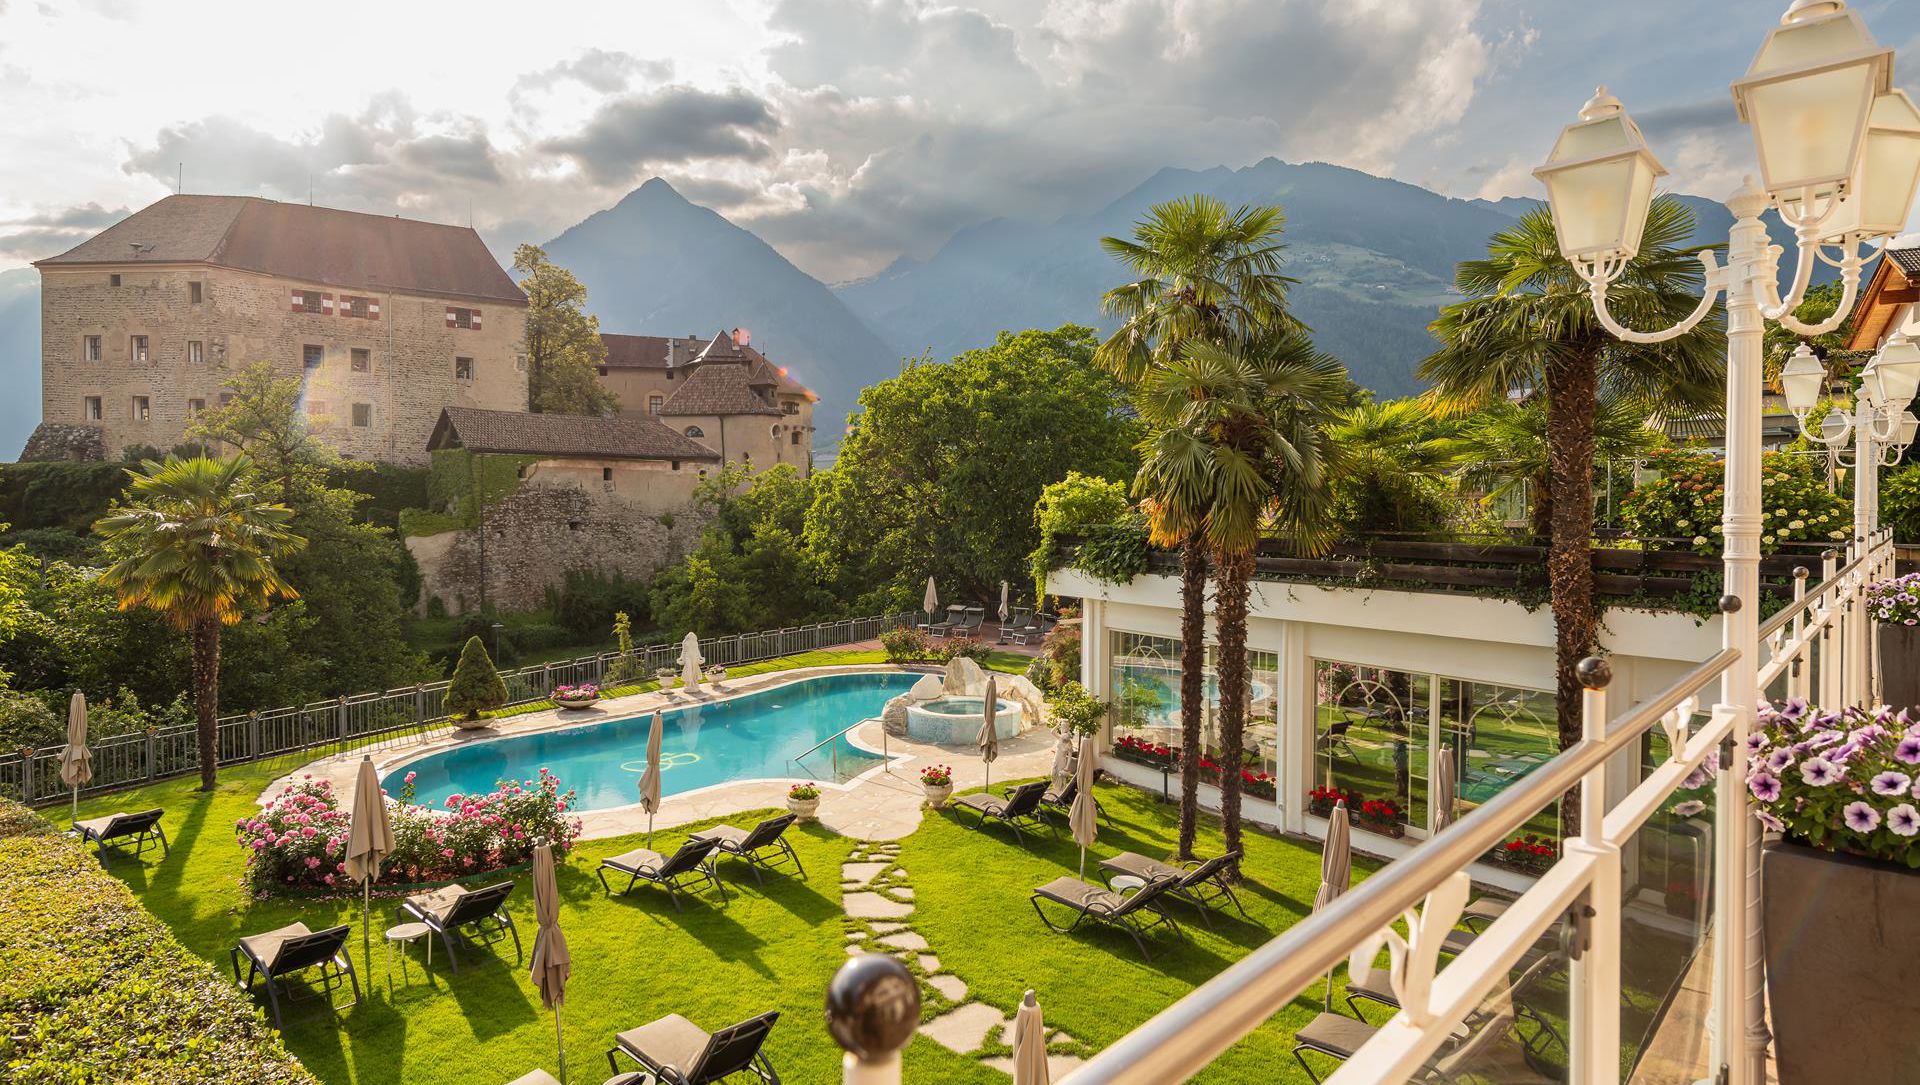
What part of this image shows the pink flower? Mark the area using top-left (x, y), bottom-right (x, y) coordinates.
top-left (305, 857), bottom-right (321, 869)
top-left (441, 848), bottom-right (455, 858)
top-left (405, 771), bottom-right (417, 784)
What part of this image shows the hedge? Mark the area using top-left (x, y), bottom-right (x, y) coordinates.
top-left (0, 799), bottom-right (318, 1085)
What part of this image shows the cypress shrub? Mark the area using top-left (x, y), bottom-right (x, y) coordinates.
top-left (446, 635), bottom-right (508, 719)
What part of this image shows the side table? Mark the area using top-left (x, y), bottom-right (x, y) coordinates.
top-left (385, 921), bottom-right (432, 981)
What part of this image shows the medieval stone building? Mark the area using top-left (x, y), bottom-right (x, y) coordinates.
top-left (598, 329), bottom-right (816, 473)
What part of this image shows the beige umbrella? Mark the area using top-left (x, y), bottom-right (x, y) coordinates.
top-left (1011, 988), bottom-right (1049, 1085)
top-left (1070, 734), bottom-right (1098, 878)
top-left (679, 632), bottom-right (703, 690)
top-left (923, 576), bottom-right (940, 625)
top-left (59, 691), bottom-right (92, 823)
top-left (530, 843), bottom-right (573, 1083)
top-left (999, 580), bottom-right (1010, 623)
top-left (978, 675), bottom-right (1000, 792)
top-left (1315, 801), bottom-right (1353, 1010)
top-left (345, 756), bottom-right (395, 971)
top-left (637, 710), bottom-right (665, 846)
top-left (1433, 743), bottom-right (1457, 833)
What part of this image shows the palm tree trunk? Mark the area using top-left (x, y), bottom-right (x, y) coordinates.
top-left (1176, 537), bottom-right (1208, 859)
top-left (1213, 546), bottom-right (1253, 875)
top-left (1544, 352), bottom-right (1600, 834)
top-left (191, 617), bottom-right (222, 792)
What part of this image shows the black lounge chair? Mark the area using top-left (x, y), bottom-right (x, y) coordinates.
top-left (690, 813), bottom-right (806, 884)
top-left (952, 781), bottom-right (1055, 844)
top-left (1031, 871), bottom-right (1186, 960)
top-left (1098, 849), bottom-right (1248, 929)
top-left (1042, 772), bottom-right (1112, 827)
top-left (607, 1010), bottom-right (781, 1084)
top-left (598, 836), bottom-right (729, 909)
top-left (1460, 894), bottom-right (1512, 933)
top-left (229, 921), bottom-right (358, 1029)
top-left (401, 881), bottom-right (521, 974)
top-left (1293, 974), bottom-right (1523, 1084)
top-left (73, 808), bottom-right (168, 861)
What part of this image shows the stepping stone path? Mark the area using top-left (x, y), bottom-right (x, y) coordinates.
top-left (837, 839), bottom-right (1090, 1078)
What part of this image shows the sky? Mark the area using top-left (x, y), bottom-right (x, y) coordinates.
top-left (1, 0), bottom-right (1917, 283)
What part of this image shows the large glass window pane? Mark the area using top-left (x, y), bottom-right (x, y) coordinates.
top-left (1110, 632), bottom-right (1183, 769)
top-left (1206, 646), bottom-right (1278, 801)
top-left (1440, 679), bottom-right (1561, 841)
top-left (1313, 660), bottom-right (1428, 833)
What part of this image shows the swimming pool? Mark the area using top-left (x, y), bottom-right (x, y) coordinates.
top-left (390, 671), bottom-right (920, 813)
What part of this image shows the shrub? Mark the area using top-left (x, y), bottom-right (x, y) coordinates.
top-left (1040, 621), bottom-right (1081, 689)
top-left (1023, 655), bottom-right (1054, 693)
top-left (0, 799), bottom-right (319, 1083)
top-left (0, 691), bottom-right (58, 752)
top-left (1744, 700), bottom-right (1920, 866)
top-left (1620, 447), bottom-right (1849, 554)
top-left (1113, 734), bottom-right (1177, 769)
top-left (1071, 523), bottom-right (1150, 586)
top-left (236, 771), bottom-right (582, 895)
top-left (1049, 680), bottom-right (1107, 736)
top-left (545, 568), bottom-right (650, 638)
top-left (880, 626), bottom-right (931, 663)
top-left (446, 636), bottom-right (508, 719)
top-left (938, 635), bottom-right (994, 662)
top-left (606, 610), bottom-right (640, 684)
top-left (1029, 471), bottom-right (1133, 599)
top-left (1307, 785), bottom-right (1364, 818)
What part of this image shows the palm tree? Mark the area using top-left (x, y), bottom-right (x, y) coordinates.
top-left (1325, 399), bottom-right (1457, 534)
top-left (1421, 196), bottom-right (1722, 759)
top-left (1439, 396), bottom-right (1667, 537)
top-left (94, 456), bottom-right (304, 790)
top-left (1137, 330), bottom-right (1344, 865)
top-left (1096, 194), bottom-right (1298, 858)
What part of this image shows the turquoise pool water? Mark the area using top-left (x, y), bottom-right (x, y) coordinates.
top-left (390, 671), bottom-right (919, 813)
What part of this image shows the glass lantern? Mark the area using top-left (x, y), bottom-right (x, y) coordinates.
top-left (1731, 1), bottom-right (1892, 203)
top-left (1533, 88), bottom-right (1667, 263)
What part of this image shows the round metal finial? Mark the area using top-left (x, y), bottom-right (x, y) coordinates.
top-left (1719, 594), bottom-right (1743, 613)
top-left (826, 954), bottom-right (920, 1061)
top-left (1576, 656), bottom-right (1613, 690)
top-left (1793, 566), bottom-right (1810, 580)
top-left (1822, 549), bottom-right (1838, 561)
top-left (1579, 85), bottom-right (1624, 121)
top-left (1783, 0), bottom-right (1845, 25)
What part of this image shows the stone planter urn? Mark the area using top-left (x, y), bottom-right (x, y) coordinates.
top-left (553, 694), bottom-right (598, 711)
top-left (788, 792), bottom-right (820, 821)
top-left (923, 783), bottom-right (953, 809)
top-left (1764, 841), bottom-right (1920, 1082)
top-left (1878, 623), bottom-right (1920, 710)
top-left (656, 671), bottom-right (677, 691)
top-left (451, 716), bottom-right (493, 732)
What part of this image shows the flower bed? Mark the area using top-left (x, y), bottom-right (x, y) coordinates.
top-left (235, 770), bottom-right (582, 896)
top-left (1307, 785), bottom-right (1364, 819)
top-left (1865, 573), bottom-right (1920, 627)
top-left (1113, 733), bottom-right (1177, 769)
top-left (1744, 699), bottom-right (1920, 863)
top-left (1487, 833), bottom-right (1557, 875)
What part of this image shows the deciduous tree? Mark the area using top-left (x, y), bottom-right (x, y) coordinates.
top-left (514, 244), bottom-right (619, 416)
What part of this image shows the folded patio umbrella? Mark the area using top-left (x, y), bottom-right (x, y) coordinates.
top-left (637, 710), bottom-right (664, 846)
top-left (1070, 734), bottom-right (1098, 878)
top-left (1011, 989), bottom-right (1049, 1085)
top-left (679, 631), bottom-right (703, 690)
top-left (979, 675), bottom-right (1000, 792)
top-left (1433, 743), bottom-right (1457, 833)
top-left (999, 580), bottom-right (1010, 623)
top-left (530, 843), bottom-right (572, 1083)
top-left (923, 576), bottom-right (940, 624)
top-left (1314, 801), bottom-right (1352, 1011)
top-left (58, 691), bottom-right (92, 823)
top-left (345, 756), bottom-right (395, 971)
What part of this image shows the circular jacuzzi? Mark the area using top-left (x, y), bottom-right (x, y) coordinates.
top-left (905, 695), bottom-right (1024, 745)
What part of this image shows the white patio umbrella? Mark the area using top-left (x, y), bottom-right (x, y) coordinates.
top-left (345, 756), bottom-right (395, 971)
top-left (530, 843), bottom-right (573, 1083)
top-left (1011, 989), bottom-right (1050, 1085)
top-left (637, 710), bottom-right (664, 847)
top-left (978, 675), bottom-right (1000, 792)
top-left (1070, 734), bottom-right (1098, 878)
top-left (1433, 743), bottom-right (1458, 833)
top-left (679, 632), bottom-right (703, 691)
top-left (1314, 801), bottom-right (1353, 1011)
top-left (58, 691), bottom-right (92, 823)
top-left (923, 576), bottom-right (940, 625)
top-left (999, 580), bottom-right (1010, 623)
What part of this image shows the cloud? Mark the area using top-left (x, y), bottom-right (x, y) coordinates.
top-left (513, 48), bottom-right (671, 97)
top-left (0, 201), bottom-right (131, 262)
top-left (541, 86), bottom-right (781, 183)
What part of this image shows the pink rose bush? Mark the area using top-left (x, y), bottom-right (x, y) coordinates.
top-left (235, 769), bottom-right (583, 895)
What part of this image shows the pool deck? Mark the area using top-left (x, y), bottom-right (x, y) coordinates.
top-left (263, 662), bottom-right (1063, 842)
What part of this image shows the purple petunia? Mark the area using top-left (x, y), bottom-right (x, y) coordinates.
top-left (1749, 771), bottom-right (1783, 802)
top-left (1872, 771), bottom-right (1912, 797)
top-left (1778, 697), bottom-right (1809, 722)
top-left (1806, 730), bottom-right (1843, 749)
top-left (1800, 757), bottom-right (1843, 787)
top-left (1843, 801), bottom-right (1882, 833)
top-left (1896, 736), bottom-right (1920, 765)
top-left (1765, 748), bottom-right (1796, 773)
top-left (1744, 732), bottom-right (1770, 756)
top-left (1672, 799), bottom-right (1706, 817)
top-left (1888, 804), bottom-right (1920, 838)
top-left (1755, 808), bottom-right (1786, 833)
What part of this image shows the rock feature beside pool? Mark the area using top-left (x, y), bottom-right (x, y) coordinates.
top-left (905, 695), bottom-right (1023, 744)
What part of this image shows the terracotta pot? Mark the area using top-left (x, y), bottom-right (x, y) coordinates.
top-left (1764, 841), bottom-right (1920, 1083)
top-left (788, 796), bottom-right (820, 821)
top-left (923, 783), bottom-right (953, 809)
top-left (1878, 623), bottom-right (1920, 711)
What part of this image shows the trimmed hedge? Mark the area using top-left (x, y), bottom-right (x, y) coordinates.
top-left (0, 800), bottom-right (318, 1085)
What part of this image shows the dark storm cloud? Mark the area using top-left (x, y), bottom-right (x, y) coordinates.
top-left (541, 86), bottom-right (781, 183)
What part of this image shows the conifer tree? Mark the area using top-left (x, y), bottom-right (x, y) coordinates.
top-left (447, 635), bottom-right (509, 719)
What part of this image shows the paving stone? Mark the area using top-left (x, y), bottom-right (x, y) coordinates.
top-left (926, 973), bottom-right (968, 1001)
top-left (841, 861), bottom-right (890, 886)
top-left (999, 1020), bottom-right (1081, 1049)
top-left (871, 922), bottom-right (910, 934)
top-left (892, 887), bottom-right (916, 899)
top-left (891, 867), bottom-right (907, 878)
top-left (1049, 1032), bottom-right (1076, 1047)
top-left (845, 931), bottom-right (867, 942)
top-left (876, 931), bottom-right (929, 951)
top-left (921, 1002), bottom-right (1007, 1054)
top-left (844, 892), bottom-right (915, 919)
top-left (918, 954), bottom-right (940, 973)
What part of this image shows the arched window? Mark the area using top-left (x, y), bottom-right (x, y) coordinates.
top-left (683, 425), bottom-right (705, 438)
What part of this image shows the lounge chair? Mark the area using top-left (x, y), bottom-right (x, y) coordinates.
top-left (955, 607), bottom-right (986, 635)
top-left (926, 605), bottom-right (965, 639)
top-left (598, 836), bottom-right (730, 909)
top-left (1098, 850), bottom-right (1248, 929)
top-left (690, 813), bottom-right (806, 885)
top-left (1294, 967), bottom-right (1528, 1084)
top-left (952, 781), bottom-right (1055, 843)
top-left (230, 921), bottom-right (358, 1029)
top-left (73, 808), bottom-right (168, 861)
top-left (401, 881), bottom-right (521, 974)
top-left (1042, 771), bottom-right (1112, 827)
top-left (1460, 894), bottom-right (1512, 933)
top-left (1030, 871), bottom-right (1186, 960)
top-left (607, 1010), bottom-right (782, 1084)
top-left (997, 608), bottom-right (1032, 644)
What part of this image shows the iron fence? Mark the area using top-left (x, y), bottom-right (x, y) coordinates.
top-left (1, 612), bottom-right (914, 807)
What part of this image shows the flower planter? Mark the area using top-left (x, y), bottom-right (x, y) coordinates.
top-left (787, 796), bottom-right (820, 821)
top-left (923, 783), bottom-right (953, 809)
top-left (1764, 841), bottom-right (1920, 1083)
top-left (1878, 623), bottom-right (1920, 710)
top-left (553, 696), bottom-right (598, 711)
top-left (450, 716), bottom-right (493, 732)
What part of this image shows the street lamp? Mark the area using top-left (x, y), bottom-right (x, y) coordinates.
top-left (1781, 337), bottom-right (1920, 538)
top-left (1534, 4), bottom-right (1914, 1084)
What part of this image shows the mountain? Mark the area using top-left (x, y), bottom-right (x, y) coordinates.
top-left (0, 269), bottom-right (39, 457)
top-left (543, 178), bottom-right (900, 435)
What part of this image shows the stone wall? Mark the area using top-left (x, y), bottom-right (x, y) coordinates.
top-left (18, 422), bottom-right (108, 462)
top-left (39, 264), bottom-right (527, 464)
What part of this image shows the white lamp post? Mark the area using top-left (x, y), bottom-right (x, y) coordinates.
top-left (1535, 4), bottom-right (1914, 1084)
top-left (1782, 335), bottom-right (1920, 539)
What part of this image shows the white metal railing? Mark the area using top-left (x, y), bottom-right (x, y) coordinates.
top-left (822, 533), bottom-right (1896, 1083)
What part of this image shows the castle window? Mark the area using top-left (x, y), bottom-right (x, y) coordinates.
top-left (82, 336), bottom-right (100, 362)
top-left (293, 289), bottom-right (329, 314)
top-left (351, 403), bottom-right (372, 428)
top-left (83, 396), bottom-right (102, 421)
top-left (648, 394), bottom-right (663, 415)
top-left (602, 467), bottom-right (613, 482)
top-left (454, 356), bottom-right (475, 380)
top-left (447, 307), bottom-right (480, 330)
top-left (351, 348), bottom-right (371, 373)
top-left (670, 460), bottom-right (681, 471)
top-left (188, 281), bottom-right (203, 304)
top-left (515, 354), bottom-right (527, 372)
top-left (303, 344), bottom-right (324, 369)
top-left (782, 401), bottom-right (798, 415)
top-left (683, 425), bottom-right (704, 438)
top-left (341, 295), bottom-right (377, 319)
top-left (130, 395), bottom-right (149, 421)
top-left (219, 392), bottom-right (234, 407)
top-left (186, 398), bottom-right (206, 418)
top-left (791, 430), bottom-right (802, 446)
top-left (130, 335), bottom-right (148, 362)
top-left (109, 274), bottom-right (121, 287)
top-left (187, 340), bottom-right (203, 365)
